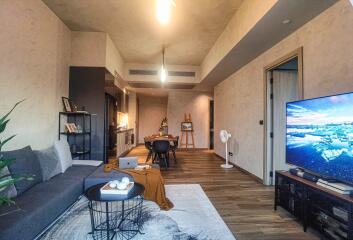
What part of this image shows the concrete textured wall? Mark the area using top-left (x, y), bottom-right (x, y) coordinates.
top-left (70, 31), bottom-right (106, 68)
top-left (167, 91), bottom-right (212, 148)
top-left (0, 0), bottom-right (71, 150)
top-left (137, 96), bottom-right (168, 143)
top-left (71, 32), bottom-right (124, 78)
top-left (105, 35), bottom-right (125, 78)
top-left (214, 0), bottom-right (353, 179)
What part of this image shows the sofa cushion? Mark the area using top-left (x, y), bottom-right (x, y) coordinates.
top-left (53, 139), bottom-right (72, 173)
top-left (2, 146), bottom-right (42, 195)
top-left (34, 146), bottom-right (61, 181)
top-left (0, 166), bottom-right (17, 199)
top-left (55, 165), bottom-right (97, 183)
top-left (0, 177), bottom-right (83, 240)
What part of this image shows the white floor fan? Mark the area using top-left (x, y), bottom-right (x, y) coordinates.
top-left (220, 130), bottom-right (234, 169)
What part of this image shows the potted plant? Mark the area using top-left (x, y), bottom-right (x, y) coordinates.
top-left (0, 100), bottom-right (32, 206)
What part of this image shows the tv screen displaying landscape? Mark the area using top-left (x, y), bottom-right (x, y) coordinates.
top-left (286, 92), bottom-right (353, 184)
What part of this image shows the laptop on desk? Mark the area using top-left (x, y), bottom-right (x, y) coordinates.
top-left (119, 157), bottom-right (138, 169)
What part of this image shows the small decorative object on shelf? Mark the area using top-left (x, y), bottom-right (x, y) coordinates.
top-left (59, 111), bottom-right (92, 159)
top-left (76, 124), bottom-right (83, 133)
top-left (159, 117), bottom-right (168, 136)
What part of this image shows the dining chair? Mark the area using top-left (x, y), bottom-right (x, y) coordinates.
top-left (170, 136), bottom-right (179, 163)
top-left (144, 137), bottom-right (154, 163)
top-left (152, 140), bottom-right (170, 169)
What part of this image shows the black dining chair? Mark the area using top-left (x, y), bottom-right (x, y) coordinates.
top-left (152, 140), bottom-right (170, 169)
top-left (144, 137), bottom-right (154, 163)
top-left (169, 136), bottom-right (179, 163)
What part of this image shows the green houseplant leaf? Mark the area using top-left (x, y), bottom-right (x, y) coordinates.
top-left (0, 99), bottom-right (25, 126)
top-left (0, 100), bottom-right (28, 207)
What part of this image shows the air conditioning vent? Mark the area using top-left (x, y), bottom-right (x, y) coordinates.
top-left (129, 69), bottom-right (196, 78)
top-left (129, 69), bottom-right (158, 75)
top-left (168, 71), bottom-right (195, 77)
top-left (128, 82), bottom-right (196, 89)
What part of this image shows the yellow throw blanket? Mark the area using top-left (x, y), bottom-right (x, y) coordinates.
top-left (104, 161), bottom-right (173, 211)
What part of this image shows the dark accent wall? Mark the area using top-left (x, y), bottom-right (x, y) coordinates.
top-left (69, 67), bottom-right (106, 160)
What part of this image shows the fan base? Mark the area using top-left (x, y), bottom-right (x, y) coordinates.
top-left (221, 164), bottom-right (234, 169)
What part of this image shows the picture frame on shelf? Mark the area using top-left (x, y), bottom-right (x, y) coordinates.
top-left (62, 97), bottom-right (72, 112)
top-left (65, 123), bottom-right (72, 133)
top-left (65, 123), bottom-right (78, 133)
top-left (181, 122), bottom-right (193, 131)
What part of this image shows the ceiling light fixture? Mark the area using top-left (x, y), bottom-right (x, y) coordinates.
top-left (160, 47), bottom-right (167, 83)
top-left (156, 0), bottom-right (175, 25)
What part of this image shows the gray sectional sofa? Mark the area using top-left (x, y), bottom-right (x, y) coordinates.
top-left (0, 139), bottom-right (133, 240)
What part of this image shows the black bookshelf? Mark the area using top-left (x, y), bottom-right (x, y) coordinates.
top-left (275, 171), bottom-right (353, 240)
top-left (59, 112), bottom-right (91, 159)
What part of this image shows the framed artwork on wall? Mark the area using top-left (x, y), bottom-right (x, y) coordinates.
top-left (181, 122), bottom-right (193, 131)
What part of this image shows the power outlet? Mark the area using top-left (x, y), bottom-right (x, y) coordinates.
top-left (228, 152), bottom-right (233, 157)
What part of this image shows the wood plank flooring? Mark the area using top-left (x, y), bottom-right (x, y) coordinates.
top-left (127, 146), bottom-right (319, 240)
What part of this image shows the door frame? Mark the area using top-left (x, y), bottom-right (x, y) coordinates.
top-left (262, 47), bottom-right (304, 185)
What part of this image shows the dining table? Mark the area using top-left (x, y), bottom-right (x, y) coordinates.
top-left (145, 134), bottom-right (177, 143)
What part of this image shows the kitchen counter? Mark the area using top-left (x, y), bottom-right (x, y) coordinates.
top-left (116, 128), bottom-right (134, 157)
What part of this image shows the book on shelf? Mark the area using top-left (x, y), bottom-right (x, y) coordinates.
top-left (100, 182), bottom-right (134, 195)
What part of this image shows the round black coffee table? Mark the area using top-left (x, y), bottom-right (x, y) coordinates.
top-left (85, 182), bottom-right (145, 240)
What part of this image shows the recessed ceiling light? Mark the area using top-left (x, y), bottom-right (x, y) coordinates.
top-left (282, 19), bottom-right (291, 25)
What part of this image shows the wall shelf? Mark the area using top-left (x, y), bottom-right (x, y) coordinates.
top-left (59, 112), bottom-right (92, 160)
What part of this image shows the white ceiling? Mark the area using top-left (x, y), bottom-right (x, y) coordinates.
top-left (43, 0), bottom-right (243, 65)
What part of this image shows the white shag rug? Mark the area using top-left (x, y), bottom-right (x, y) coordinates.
top-left (39, 184), bottom-right (236, 240)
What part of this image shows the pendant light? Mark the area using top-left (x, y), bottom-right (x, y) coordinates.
top-left (160, 47), bottom-right (167, 83)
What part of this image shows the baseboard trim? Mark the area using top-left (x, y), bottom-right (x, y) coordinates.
top-left (214, 153), bottom-right (263, 184)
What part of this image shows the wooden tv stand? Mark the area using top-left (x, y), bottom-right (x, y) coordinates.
top-left (275, 171), bottom-right (353, 240)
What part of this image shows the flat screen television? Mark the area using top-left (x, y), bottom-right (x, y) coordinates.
top-left (286, 92), bottom-right (353, 185)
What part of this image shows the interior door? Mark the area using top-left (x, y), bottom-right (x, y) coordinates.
top-left (272, 70), bottom-right (298, 174)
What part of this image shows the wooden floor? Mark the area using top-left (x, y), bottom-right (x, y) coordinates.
top-left (127, 146), bottom-right (319, 240)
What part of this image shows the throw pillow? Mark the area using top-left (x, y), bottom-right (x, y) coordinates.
top-left (54, 139), bottom-right (72, 173)
top-left (34, 146), bottom-right (61, 181)
top-left (2, 146), bottom-right (43, 195)
top-left (0, 166), bottom-right (17, 199)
